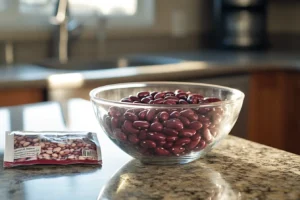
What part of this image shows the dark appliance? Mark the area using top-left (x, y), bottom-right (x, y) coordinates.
top-left (213, 0), bottom-right (268, 50)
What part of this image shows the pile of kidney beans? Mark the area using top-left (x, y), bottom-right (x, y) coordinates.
top-left (104, 90), bottom-right (224, 156)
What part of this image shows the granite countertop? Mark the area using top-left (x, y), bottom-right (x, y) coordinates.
top-left (0, 99), bottom-right (300, 200)
top-left (1, 50), bottom-right (300, 89)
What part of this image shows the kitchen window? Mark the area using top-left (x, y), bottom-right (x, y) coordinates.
top-left (0, 0), bottom-right (155, 32)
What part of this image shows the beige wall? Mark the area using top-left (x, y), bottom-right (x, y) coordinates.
top-left (268, 1), bottom-right (300, 33)
top-left (154, 0), bottom-right (300, 35)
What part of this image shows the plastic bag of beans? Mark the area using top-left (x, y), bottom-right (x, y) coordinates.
top-left (3, 131), bottom-right (102, 168)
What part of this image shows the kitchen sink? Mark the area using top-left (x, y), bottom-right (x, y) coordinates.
top-left (36, 56), bottom-right (182, 71)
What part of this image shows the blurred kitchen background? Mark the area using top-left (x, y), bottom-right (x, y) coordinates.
top-left (0, 0), bottom-right (299, 155)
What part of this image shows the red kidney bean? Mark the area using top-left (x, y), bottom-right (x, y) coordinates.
top-left (170, 111), bottom-right (180, 118)
top-left (148, 95), bottom-right (154, 100)
top-left (163, 142), bottom-right (173, 149)
top-left (198, 115), bottom-right (211, 128)
top-left (105, 116), bottom-right (112, 130)
top-left (162, 120), bottom-right (167, 127)
top-left (126, 109), bottom-right (135, 113)
top-left (120, 97), bottom-right (133, 103)
top-left (187, 96), bottom-right (198, 104)
top-left (138, 130), bottom-right (147, 140)
top-left (189, 121), bottom-right (203, 130)
top-left (163, 127), bottom-right (179, 136)
top-left (197, 107), bottom-right (211, 114)
top-left (133, 101), bottom-right (141, 104)
top-left (191, 133), bottom-right (201, 141)
top-left (156, 140), bottom-right (166, 147)
top-left (149, 100), bottom-right (154, 104)
top-left (137, 91), bottom-right (150, 99)
top-left (124, 112), bottom-right (138, 121)
top-left (146, 109), bottom-right (156, 122)
top-left (119, 115), bottom-right (125, 123)
top-left (121, 125), bottom-right (130, 135)
top-left (179, 99), bottom-right (188, 104)
top-left (169, 108), bottom-right (181, 112)
top-left (142, 149), bottom-right (154, 156)
top-left (165, 99), bottom-right (179, 104)
top-left (153, 98), bottom-right (164, 104)
top-left (165, 119), bottom-right (184, 131)
top-left (178, 116), bottom-right (190, 127)
top-left (179, 129), bottom-right (196, 137)
top-left (203, 128), bottom-right (213, 142)
top-left (114, 129), bottom-right (127, 141)
top-left (164, 96), bottom-right (179, 101)
top-left (109, 107), bottom-right (122, 117)
top-left (141, 97), bottom-right (152, 103)
top-left (155, 147), bottom-right (170, 156)
top-left (164, 91), bottom-right (175, 96)
top-left (133, 121), bottom-right (150, 129)
top-left (152, 116), bottom-right (160, 123)
top-left (213, 113), bottom-right (222, 124)
top-left (189, 95), bottom-right (204, 104)
top-left (138, 110), bottom-right (147, 120)
top-left (180, 109), bottom-right (195, 118)
top-left (176, 92), bottom-right (187, 99)
top-left (140, 140), bottom-right (156, 148)
top-left (124, 120), bottom-right (139, 134)
top-left (188, 114), bottom-right (199, 121)
top-left (194, 140), bottom-right (206, 151)
top-left (166, 136), bottom-right (178, 142)
top-left (159, 111), bottom-right (169, 121)
top-left (213, 107), bottom-right (224, 115)
top-left (146, 132), bottom-right (166, 141)
top-left (209, 124), bottom-right (216, 129)
top-left (111, 117), bottom-right (119, 129)
top-left (209, 127), bottom-right (218, 137)
top-left (150, 91), bottom-right (158, 98)
top-left (150, 122), bottom-right (163, 132)
top-left (203, 97), bottom-right (221, 103)
top-left (128, 134), bottom-right (139, 144)
top-left (186, 136), bottom-right (201, 150)
top-left (171, 146), bottom-right (185, 154)
top-left (189, 94), bottom-right (204, 99)
top-left (174, 138), bottom-right (191, 146)
top-left (154, 92), bottom-right (165, 99)
top-left (137, 146), bottom-right (149, 154)
top-left (129, 95), bottom-right (140, 102)
top-left (163, 100), bottom-right (177, 105)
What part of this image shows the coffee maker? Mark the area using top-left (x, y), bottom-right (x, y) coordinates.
top-left (213, 0), bottom-right (268, 50)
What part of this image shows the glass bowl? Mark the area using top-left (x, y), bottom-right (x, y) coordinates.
top-left (90, 82), bottom-right (244, 165)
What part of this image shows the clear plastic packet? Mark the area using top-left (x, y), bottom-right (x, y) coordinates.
top-left (4, 131), bottom-right (102, 168)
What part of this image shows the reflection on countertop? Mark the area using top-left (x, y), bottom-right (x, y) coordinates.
top-left (0, 50), bottom-right (300, 89)
top-left (0, 99), bottom-right (300, 200)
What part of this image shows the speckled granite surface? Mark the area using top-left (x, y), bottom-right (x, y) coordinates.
top-left (99, 136), bottom-right (300, 200)
top-left (0, 100), bottom-right (300, 200)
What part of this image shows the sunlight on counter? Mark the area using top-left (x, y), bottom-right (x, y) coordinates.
top-left (48, 73), bottom-right (84, 88)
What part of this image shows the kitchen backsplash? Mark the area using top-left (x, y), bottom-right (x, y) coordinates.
top-left (0, 34), bottom-right (202, 65)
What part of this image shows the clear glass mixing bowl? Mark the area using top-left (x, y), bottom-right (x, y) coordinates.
top-left (90, 82), bottom-right (244, 165)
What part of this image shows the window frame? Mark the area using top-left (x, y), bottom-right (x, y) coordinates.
top-left (0, 0), bottom-right (155, 32)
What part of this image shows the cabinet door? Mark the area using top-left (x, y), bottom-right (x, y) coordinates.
top-left (0, 88), bottom-right (45, 107)
top-left (189, 75), bottom-right (250, 139)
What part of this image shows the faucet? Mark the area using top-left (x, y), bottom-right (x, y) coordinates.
top-left (50, 0), bottom-right (83, 64)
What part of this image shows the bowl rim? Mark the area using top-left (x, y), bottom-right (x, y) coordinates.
top-left (89, 81), bottom-right (245, 108)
